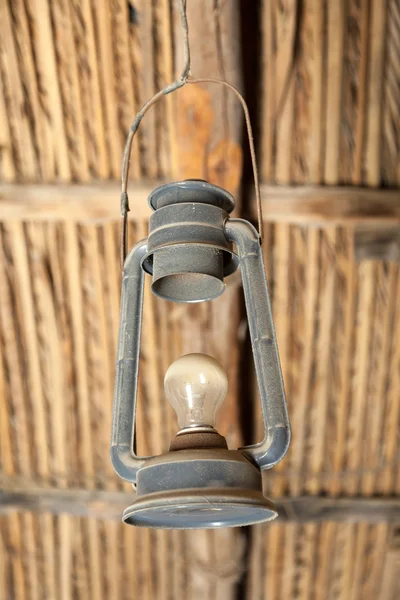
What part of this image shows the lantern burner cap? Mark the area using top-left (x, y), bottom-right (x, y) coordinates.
top-left (143, 180), bottom-right (239, 303)
top-left (148, 179), bottom-right (235, 213)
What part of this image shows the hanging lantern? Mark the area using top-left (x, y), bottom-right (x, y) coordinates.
top-left (111, 179), bottom-right (291, 529)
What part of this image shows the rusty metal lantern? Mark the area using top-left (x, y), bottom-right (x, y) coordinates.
top-left (110, 179), bottom-right (291, 529)
top-left (110, 2), bottom-right (290, 526)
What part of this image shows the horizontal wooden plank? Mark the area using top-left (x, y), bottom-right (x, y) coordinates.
top-left (0, 183), bottom-right (399, 225)
top-left (1, 486), bottom-right (399, 523)
top-left (0, 182), bottom-right (153, 222)
top-left (257, 185), bottom-right (400, 225)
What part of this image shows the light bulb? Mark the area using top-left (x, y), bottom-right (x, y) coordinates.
top-left (164, 353), bottom-right (228, 430)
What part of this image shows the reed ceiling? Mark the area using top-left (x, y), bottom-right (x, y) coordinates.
top-left (0, 1), bottom-right (399, 599)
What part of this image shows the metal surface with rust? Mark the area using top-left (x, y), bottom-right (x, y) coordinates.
top-left (110, 239), bottom-right (148, 483)
top-left (169, 430), bottom-right (228, 451)
top-left (122, 449), bottom-right (277, 529)
top-left (122, 489), bottom-right (277, 529)
top-left (225, 219), bottom-right (291, 469)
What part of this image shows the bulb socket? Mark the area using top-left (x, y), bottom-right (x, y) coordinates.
top-left (169, 429), bottom-right (228, 451)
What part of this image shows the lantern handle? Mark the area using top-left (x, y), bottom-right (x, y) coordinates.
top-left (224, 219), bottom-right (291, 470)
top-left (110, 239), bottom-right (153, 483)
top-left (120, 76), bottom-right (264, 268)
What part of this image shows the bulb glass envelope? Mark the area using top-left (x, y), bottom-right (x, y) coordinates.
top-left (110, 180), bottom-right (291, 529)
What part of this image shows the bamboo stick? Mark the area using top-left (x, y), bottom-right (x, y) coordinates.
top-left (72, 0), bottom-right (108, 179)
top-left (292, 0), bottom-right (312, 183)
top-left (314, 523), bottom-right (336, 600)
top-left (275, 75), bottom-right (295, 184)
top-left (0, 526), bottom-right (7, 600)
top-left (50, 0), bottom-right (90, 181)
top-left (64, 222), bottom-right (94, 477)
top-left (92, 0), bottom-right (121, 179)
top-left (261, 0), bottom-right (275, 181)
top-left (308, 0), bottom-right (325, 183)
top-left (380, 271), bottom-right (400, 494)
top-left (273, 0), bottom-right (296, 186)
top-left (290, 228), bottom-right (319, 496)
top-left (340, 524), bottom-right (356, 600)
top-left (327, 524), bottom-right (347, 600)
top-left (365, 0), bottom-right (387, 187)
top-left (279, 523), bottom-right (296, 600)
top-left (324, 1), bottom-right (345, 184)
top-left (345, 261), bottom-right (375, 495)
top-left (329, 229), bottom-right (356, 497)
top-left (349, 524), bottom-right (369, 600)
top-left (352, 0), bottom-right (370, 185)
top-left (381, 0), bottom-right (400, 185)
top-left (73, 518), bottom-right (88, 600)
top-left (0, 54), bottom-right (16, 181)
top-left (247, 525), bottom-right (263, 599)
top-left (302, 524), bottom-right (320, 600)
top-left (28, 0), bottom-right (71, 181)
top-left (369, 525), bottom-right (390, 598)
top-left (0, 2), bottom-right (37, 179)
top-left (306, 228), bottom-right (336, 494)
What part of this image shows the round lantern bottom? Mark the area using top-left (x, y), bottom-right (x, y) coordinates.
top-left (122, 489), bottom-right (277, 529)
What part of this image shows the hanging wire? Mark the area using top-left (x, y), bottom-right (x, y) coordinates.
top-left (120, 0), bottom-right (264, 267)
top-left (188, 77), bottom-right (264, 245)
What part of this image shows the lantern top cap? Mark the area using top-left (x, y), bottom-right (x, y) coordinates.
top-left (148, 179), bottom-right (235, 213)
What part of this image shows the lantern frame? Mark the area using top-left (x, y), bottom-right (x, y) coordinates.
top-left (111, 182), bottom-right (290, 494)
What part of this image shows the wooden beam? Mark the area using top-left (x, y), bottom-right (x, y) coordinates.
top-left (0, 183), bottom-right (399, 225)
top-left (0, 182), bottom-right (153, 222)
top-left (257, 185), bottom-right (400, 225)
top-left (0, 486), bottom-right (399, 523)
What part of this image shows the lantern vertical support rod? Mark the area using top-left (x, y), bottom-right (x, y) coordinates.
top-left (111, 239), bottom-right (152, 483)
top-left (224, 219), bottom-right (291, 469)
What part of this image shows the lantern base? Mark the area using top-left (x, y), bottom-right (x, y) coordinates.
top-left (122, 488), bottom-right (277, 529)
top-left (121, 448), bottom-right (278, 529)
